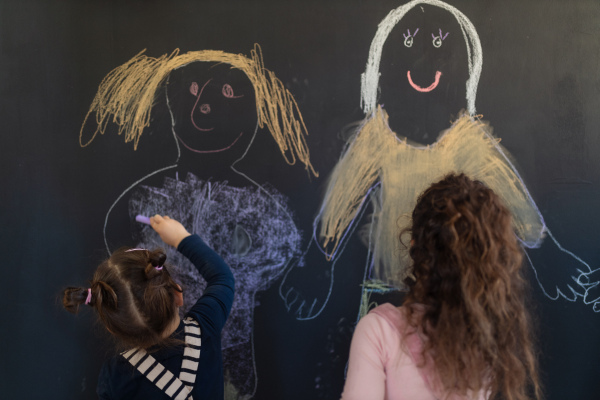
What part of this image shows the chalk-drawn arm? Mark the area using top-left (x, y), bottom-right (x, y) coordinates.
top-left (280, 111), bottom-right (384, 319)
top-left (472, 124), bottom-right (590, 302)
top-left (317, 110), bottom-right (387, 258)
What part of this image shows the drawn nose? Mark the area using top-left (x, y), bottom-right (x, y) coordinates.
top-left (199, 104), bottom-right (211, 114)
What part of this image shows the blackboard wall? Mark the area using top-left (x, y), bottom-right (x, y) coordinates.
top-left (2, 0), bottom-right (600, 398)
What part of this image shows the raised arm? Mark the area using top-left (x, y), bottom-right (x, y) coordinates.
top-left (151, 215), bottom-right (235, 334)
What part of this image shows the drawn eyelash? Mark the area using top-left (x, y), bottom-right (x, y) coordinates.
top-left (403, 28), bottom-right (419, 48)
top-left (432, 29), bottom-right (449, 48)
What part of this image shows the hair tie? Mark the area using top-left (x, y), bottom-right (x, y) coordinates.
top-left (85, 288), bottom-right (92, 305)
top-left (155, 266), bottom-right (163, 271)
top-left (126, 248), bottom-right (147, 252)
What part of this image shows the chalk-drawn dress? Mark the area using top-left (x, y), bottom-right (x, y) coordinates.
top-left (319, 106), bottom-right (544, 285)
top-left (128, 173), bottom-right (301, 396)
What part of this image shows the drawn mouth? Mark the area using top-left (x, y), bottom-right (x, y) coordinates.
top-left (175, 131), bottom-right (244, 153)
top-left (407, 71), bottom-right (442, 92)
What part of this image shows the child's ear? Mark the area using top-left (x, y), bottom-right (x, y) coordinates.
top-left (175, 284), bottom-right (184, 307)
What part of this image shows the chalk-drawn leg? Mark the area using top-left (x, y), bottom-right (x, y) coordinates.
top-left (524, 229), bottom-right (590, 302)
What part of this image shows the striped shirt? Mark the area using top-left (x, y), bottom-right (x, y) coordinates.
top-left (97, 234), bottom-right (235, 399)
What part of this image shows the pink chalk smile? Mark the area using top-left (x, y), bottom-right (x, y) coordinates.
top-left (407, 70), bottom-right (442, 92)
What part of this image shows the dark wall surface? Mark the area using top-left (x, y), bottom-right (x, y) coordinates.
top-left (2, 0), bottom-right (600, 398)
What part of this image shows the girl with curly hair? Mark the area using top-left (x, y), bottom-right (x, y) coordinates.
top-left (341, 173), bottom-right (541, 400)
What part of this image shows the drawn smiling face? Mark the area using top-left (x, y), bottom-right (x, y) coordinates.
top-left (404, 28), bottom-right (448, 92)
top-left (166, 62), bottom-right (257, 153)
top-left (378, 4), bottom-right (469, 143)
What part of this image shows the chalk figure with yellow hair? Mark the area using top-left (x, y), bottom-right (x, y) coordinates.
top-left (280, 0), bottom-right (595, 320)
top-left (80, 44), bottom-right (317, 397)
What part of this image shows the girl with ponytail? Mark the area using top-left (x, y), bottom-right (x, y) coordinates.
top-left (62, 215), bottom-right (234, 399)
top-left (341, 174), bottom-right (541, 400)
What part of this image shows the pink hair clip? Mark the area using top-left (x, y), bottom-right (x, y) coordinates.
top-left (85, 288), bottom-right (92, 305)
top-left (155, 266), bottom-right (164, 271)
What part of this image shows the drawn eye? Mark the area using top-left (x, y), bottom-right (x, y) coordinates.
top-left (403, 28), bottom-right (419, 48)
top-left (190, 82), bottom-right (198, 96)
top-left (222, 84), bottom-right (235, 98)
top-left (432, 29), bottom-right (449, 48)
top-left (222, 84), bottom-right (244, 99)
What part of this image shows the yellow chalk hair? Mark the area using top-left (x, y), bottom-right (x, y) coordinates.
top-left (80, 44), bottom-right (317, 176)
top-left (319, 109), bottom-right (544, 282)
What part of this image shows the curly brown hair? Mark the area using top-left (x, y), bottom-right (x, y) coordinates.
top-left (63, 247), bottom-right (183, 351)
top-left (402, 173), bottom-right (541, 400)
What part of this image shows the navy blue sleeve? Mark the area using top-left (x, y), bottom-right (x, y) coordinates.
top-left (177, 234), bottom-right (235, 335)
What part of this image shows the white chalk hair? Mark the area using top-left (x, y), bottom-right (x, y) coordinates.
top-left (360, 0), bottom-right (482, 116)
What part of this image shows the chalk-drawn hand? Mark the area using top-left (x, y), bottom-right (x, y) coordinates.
top-left (580, 268), bottom-right (600, 311)
top-left (279, 239), bottom-right (335, 320)
top-left (524, 231), bottom-right (589, 302)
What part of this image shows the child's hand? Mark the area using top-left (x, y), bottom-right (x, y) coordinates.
top-left (150, 215), bottom-right (191, 248)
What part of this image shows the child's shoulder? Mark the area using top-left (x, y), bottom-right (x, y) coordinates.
top-left (368, 303), bottom-right (407, 328)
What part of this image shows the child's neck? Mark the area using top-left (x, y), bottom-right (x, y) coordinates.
top-left (162, 313), bottom-right (181, 338)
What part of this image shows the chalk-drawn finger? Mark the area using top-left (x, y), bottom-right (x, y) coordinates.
top-left (301, 299), bottom-right (318, 319)
top-left (576, 269), bottom-right (591, 286)
top-left (294, 300), bottom-right (308, 318)
top-left (583, 281), bottom-right (600, 305)
top-left (283, 287), bottom-right (300, 311)
top-left (566, 284), bottom-right (584, 300)
top-left (579, 267), bottom-right (600, 285)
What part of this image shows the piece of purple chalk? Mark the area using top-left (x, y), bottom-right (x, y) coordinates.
top-left (136, 215), bottom-right (151, 225)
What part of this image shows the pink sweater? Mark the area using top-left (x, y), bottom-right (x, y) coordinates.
top-left (340, 304), bottom-right (488, 400)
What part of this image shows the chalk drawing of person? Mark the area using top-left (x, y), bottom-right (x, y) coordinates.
top-left (80, 44), bottom-right (317, 398)
top-left (280, 0), bottom-right (594, 320)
